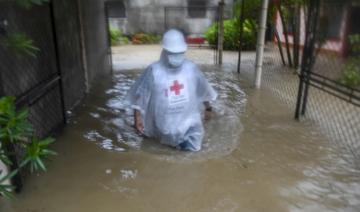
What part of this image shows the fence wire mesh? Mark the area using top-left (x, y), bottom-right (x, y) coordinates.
top-left (240, 0), bottom-right (360, 163)
top-left (0, 1), bottom-right (64, 138)
top-left (0, 0), bottom-right (85, 138)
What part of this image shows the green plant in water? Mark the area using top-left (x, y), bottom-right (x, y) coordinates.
top-left (0, 96), bottom-right (56, 198)
top-left (24, 137), bottom-right (56, 172)
top-left (1, 32), bottom-right (40, 57)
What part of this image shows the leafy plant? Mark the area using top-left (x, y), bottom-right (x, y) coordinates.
top-left (348, 34), bottom-right (360, 54)
top-left (340, 60), bottom-right (360, 87)
top-left (0, 96), bottom-right (56, 198)
top-left (204, 0), bottom-right (259, 51)
top-left (24, 137), bottom-right (56, 172)
top-left (205, 19), bottom-right (257, 50)
top-left (233, 0), bottom-right (262, 22)
top-left (109, 27), bottom-right (129, 46)
top-left (131, 33), bottom-right (161, 45)
top-left (0, 32), bottom-right (40, 57)
top-left (339, 34), bottom-right (360, 88)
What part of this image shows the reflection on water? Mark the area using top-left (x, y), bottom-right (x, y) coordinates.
top-left (1, 65), bottom-right (360, 212)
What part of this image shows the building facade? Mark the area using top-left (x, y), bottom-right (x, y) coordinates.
top-left (107, 0), bottom-right (234, 36)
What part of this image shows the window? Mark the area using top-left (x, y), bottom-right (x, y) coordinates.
top-left (107, 2), bottom-right (126, 18)
top-left (188, 0), bottom-right (207, 18)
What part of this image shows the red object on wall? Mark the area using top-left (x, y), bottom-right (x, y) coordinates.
top-left (186, 37), bottom-right (205, 44)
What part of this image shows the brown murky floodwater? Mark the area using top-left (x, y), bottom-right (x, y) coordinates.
top-left (1, 65), bottom-right (360, 212)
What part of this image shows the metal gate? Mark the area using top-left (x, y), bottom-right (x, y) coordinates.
top-left (237, 0), bottom-right (360, 162)
top-left (0, 1), bottom-right (66, 137)
top-left (294, 0), bottom-right (360, 161)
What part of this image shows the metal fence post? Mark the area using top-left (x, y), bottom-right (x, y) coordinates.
top-left (49, 1), bottom-right (67, 124)
top-left (294, 0), bottom-right (320, 119)
top-left (237, 0), bottom-right (245, 73)
top-left (217, 0), bottom-right (224, 65)
top-left (254, 0), bottom-right (269, 88)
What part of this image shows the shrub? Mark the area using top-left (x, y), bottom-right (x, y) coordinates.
top-left (131, 33), bottom-right (161, 45)
top-left (205, 19), bottom-right (257, 51)
top-left (0, 96), bottom-right (56, 198)
top-left (340, 60), bottom-right (360, 88)
top-left (109, 27), bottom-right (129, 46)
top-left (340, 34), bottom-right (360, 88)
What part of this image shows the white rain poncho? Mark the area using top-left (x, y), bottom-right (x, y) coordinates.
top-left (125, 51), bottom-right (217, 151)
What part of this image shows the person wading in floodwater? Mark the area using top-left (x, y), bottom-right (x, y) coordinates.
top-left (125, 29), bottom-right (217, 151)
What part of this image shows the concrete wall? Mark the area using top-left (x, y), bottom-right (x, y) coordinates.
top-left (108, 0), bottom-right (233, 35)
top-left (79, 0), bottom-right (112, 87)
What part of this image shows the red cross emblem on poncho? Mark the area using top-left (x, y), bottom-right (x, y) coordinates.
top-left (170, 80), bottom-right (184, 95)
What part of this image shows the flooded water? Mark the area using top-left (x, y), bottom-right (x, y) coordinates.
top-left (1, 64), bottom-right (360, 212)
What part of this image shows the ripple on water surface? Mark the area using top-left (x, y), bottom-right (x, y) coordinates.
top-left (82, 67), bottom-right (247, 162)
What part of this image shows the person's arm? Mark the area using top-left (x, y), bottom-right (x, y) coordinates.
top-left (204, 101), bottom-right (213, 120)
top-left (134, 110), bottom-right (144, 134)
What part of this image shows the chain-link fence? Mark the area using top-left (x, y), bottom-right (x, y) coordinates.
top-left (238, 0), bottom-right (360, 163)
top-left (0, 1), bottom-right (65, 138)
top-left (297, 0), bottom-right (360, 162)
top-left (0, 0), bottom-right (85, 136)
top-left (0, 0), bottom-right (86, 189)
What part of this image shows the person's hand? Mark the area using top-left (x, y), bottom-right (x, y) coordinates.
top-left (134, 110), bottom-right (144, 134)
top-left (204, 110), bottom-right (213, 121)
top-left (135, 118), bottom-right (144, 134)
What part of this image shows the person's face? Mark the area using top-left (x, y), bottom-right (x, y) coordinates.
top-left (165, 51), bottom-right (185, 68)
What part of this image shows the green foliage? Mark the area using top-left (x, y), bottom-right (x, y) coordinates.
top-left (205, 19), bottom-right (257, 50)
top-left (1, 33), bottom-right (40, 57)
top-left (0, 166), bottom-right (17, 199)
top-left (0, 96), bottom-right (56, 198)
top-left (348, 34), bottom-right (360, 54)
top-left (0, 97), bottom-right (33, 143)
top-left (131, 33), bottom-right (161, 45)
top-left (109, 27), bottom-right (129, 46)
top-left (24, 137), bottom-right (56, 172)
top-left (233, 0), bottom-right (262, 21)
top-left (204, 0), bottom-right (259, 51)
top-left (15, 0), bottom-right (49, 9)
top-left (339, 34), bottom-right (360, 88)
top-left (340, 60), bottom-right (360, 87)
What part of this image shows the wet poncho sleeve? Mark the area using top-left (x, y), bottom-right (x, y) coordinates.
top-left (125, 66), bottom-right (154, 115)
top-left (194, 66), bottom-right (218, 103)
